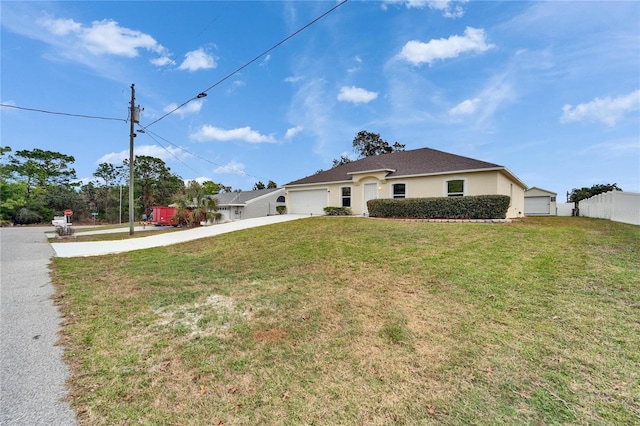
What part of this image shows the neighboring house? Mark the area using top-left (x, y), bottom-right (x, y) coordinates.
top-left (524, 187), bottom-right (557, 216)
top-left (284, 147), bottom-right (527, 218)
top-left (213, 188), bottom-right (285, 221)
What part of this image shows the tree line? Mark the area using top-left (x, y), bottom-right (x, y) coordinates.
top-left (0, 132), bottom-right (624, 225)
top-left (0, 146), bottom-right (274, 225)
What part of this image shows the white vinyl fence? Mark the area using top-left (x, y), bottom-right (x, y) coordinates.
top-left (578, 191), bottom-right (640, 225)
top-left (556, 203), bottom-right (574, 217)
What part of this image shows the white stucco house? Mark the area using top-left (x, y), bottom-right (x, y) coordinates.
top-left (213, 188), bottom-right (285, 221)
top-left (524, 187), bottom-right (557, 216)
top-left (284, 147), bottom-right (527, 219)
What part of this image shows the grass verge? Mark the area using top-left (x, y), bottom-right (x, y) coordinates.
top-left (49, 227), bottom-right (184, 243)
top-left (51, 217), bottom-right (640, 425)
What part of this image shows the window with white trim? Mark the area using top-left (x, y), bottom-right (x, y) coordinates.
top-left (446, 179), bottom-right (465, 197)
top-left (393, 183), bottom-right (406, 198)
top-left (341, 186), bottom-right (351, 207)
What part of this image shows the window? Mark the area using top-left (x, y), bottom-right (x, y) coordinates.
top-left (341, 187), bottom-right (351, 207)
top-left (276, 196), bottom-right (285, 203)
top-left (447, 180), bottom-right (464, 197)
top-left (550, 196), bottom-right (556, 202)
top-left (393, 183), bottom-right (406, 198)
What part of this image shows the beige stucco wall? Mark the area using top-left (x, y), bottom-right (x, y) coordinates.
top-left (496, 172), bottom-right (525, 218)
top-left (318, 170), bottom-right (525, 218)
top-left (525, 187), bottom-right (556, 197)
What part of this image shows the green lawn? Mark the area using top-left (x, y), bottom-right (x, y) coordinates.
top-left (51, 217), bottom-right (640, 425)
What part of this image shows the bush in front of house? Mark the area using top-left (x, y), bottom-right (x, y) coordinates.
top-left (276, 206), bottom-right (287, 215)
top-left (323, 206), bottom-right (352, 216)
top-left (367, 195), bottom-right (510, 219)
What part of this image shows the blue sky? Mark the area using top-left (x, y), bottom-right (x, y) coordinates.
top-left (2, 1), bottom-right (639, 197)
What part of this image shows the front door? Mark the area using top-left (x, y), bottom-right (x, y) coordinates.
top-left (363, 183), bottom-right (378, 215)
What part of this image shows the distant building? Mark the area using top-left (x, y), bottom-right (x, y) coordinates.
top-left (524, 187), bottom-right (557, 216)
top-left (213, 188), bottom-right (286, 221)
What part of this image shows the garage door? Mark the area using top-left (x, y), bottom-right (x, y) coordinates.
top-left (525, 196), bottom-right (550, 215)
top-left (289, 189), bottom-right (328, 215)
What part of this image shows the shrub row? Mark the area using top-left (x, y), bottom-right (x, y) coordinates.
top-left (367, 195), bottom-right (510, 219)
top-left (323, 206), bottom-right (352, 216)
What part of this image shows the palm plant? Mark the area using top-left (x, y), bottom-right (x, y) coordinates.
top-left (175, 181), bottom-right (219, 226)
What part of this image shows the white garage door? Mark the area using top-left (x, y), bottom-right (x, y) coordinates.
top-left (289, 189), bottom-right (328, 215)
top-left (525, 196), bottom-right (550, 215)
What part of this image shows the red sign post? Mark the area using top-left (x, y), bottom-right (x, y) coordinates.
top-left (64, 209), bottom-right (73, 216)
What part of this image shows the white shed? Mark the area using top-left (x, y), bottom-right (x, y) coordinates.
top-left (524, 187), bottom-right (557, 216)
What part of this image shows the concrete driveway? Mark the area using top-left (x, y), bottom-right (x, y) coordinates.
top-left (50, 214), bottom-right (307, 258)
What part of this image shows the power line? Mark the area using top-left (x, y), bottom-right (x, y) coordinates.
top-left (142, 128), bottom-right (265, 181)
top-left (0, 103), bottom-right (128, 123)
top-left (142, 130), bottom-right (203, 177)
top-left (143, 0), bottom-right (349, 129)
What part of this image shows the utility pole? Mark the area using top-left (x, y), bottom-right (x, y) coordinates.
top-left (129, 84), bottom-right (139, 236)
top-left (119, 185), bottom-right (122, 225)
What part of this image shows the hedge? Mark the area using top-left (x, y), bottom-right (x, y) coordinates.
top-left (367, 195), bottom-right (510, 219)
top-left (323, 206), bottom-right (352, 216)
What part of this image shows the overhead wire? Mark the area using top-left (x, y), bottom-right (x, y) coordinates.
top-left (142, 0), bottom-right (349, 130)
top-left (2, 1), bottom-right (349, 186)
top-left (142, 128), bottom-right (266, 181)
top-left (142, 130), bottom-right (203, 177)
top-left (0, 103), bottom-right (128, 123)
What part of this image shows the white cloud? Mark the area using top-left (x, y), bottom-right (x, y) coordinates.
top-left (40, 17), bottom-right (165, 57)
top-left (449, 98), bottom-right (480, 115)
top-left (425, 0), bottom-right (468, 18)
top-left (383, 0), bottom-right (468, 18)
top-left (96, 144), bottom-right (186, 165)
top-left (337, 86), bottom-right (378, 104)
top-left (286, 77), bottom-right (337, 159)
top-left (151, 56), bottom-right (175, 67)
top-left (446, 73), bottom-right (515, 127)
top-left (578, 137), bottom-right (640, 158)
top-left (285, 126), bottom-right (304, 139)
top-left (561, 90), bottom-right (640, 127)
top-left (36, 16), bottom-right (172, 65)
top-left (347, 56), bottom-right (363, 73)
top-left (39, 17), bottom-right (81, 35)
top-left (163, 99), bottom-right (204, 118)
top-left (213, 160), bottom-right (246, 176)
top-left (397, 27), bottom-right (495, 66)
top-left (226, 80), bottom-right (246, 95)
top-left (190, 125), bottom-right (276, 143)
top-left (284, 76), bottom-right (303, 84)
top-left (0, 99), bottom-right (16, 106)
top-left (178, 48), bottom-right (217, 72)
top-left (186, 176), bottom-right (213, 185)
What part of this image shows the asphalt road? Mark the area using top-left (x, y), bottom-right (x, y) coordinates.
top-left (0, 227), bottom-right (76, 425)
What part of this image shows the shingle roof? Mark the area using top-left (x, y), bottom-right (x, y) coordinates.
top-left (285, 147), bottom-right (505, 186)
top-left (214, 188), bottom-right (282, 206)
